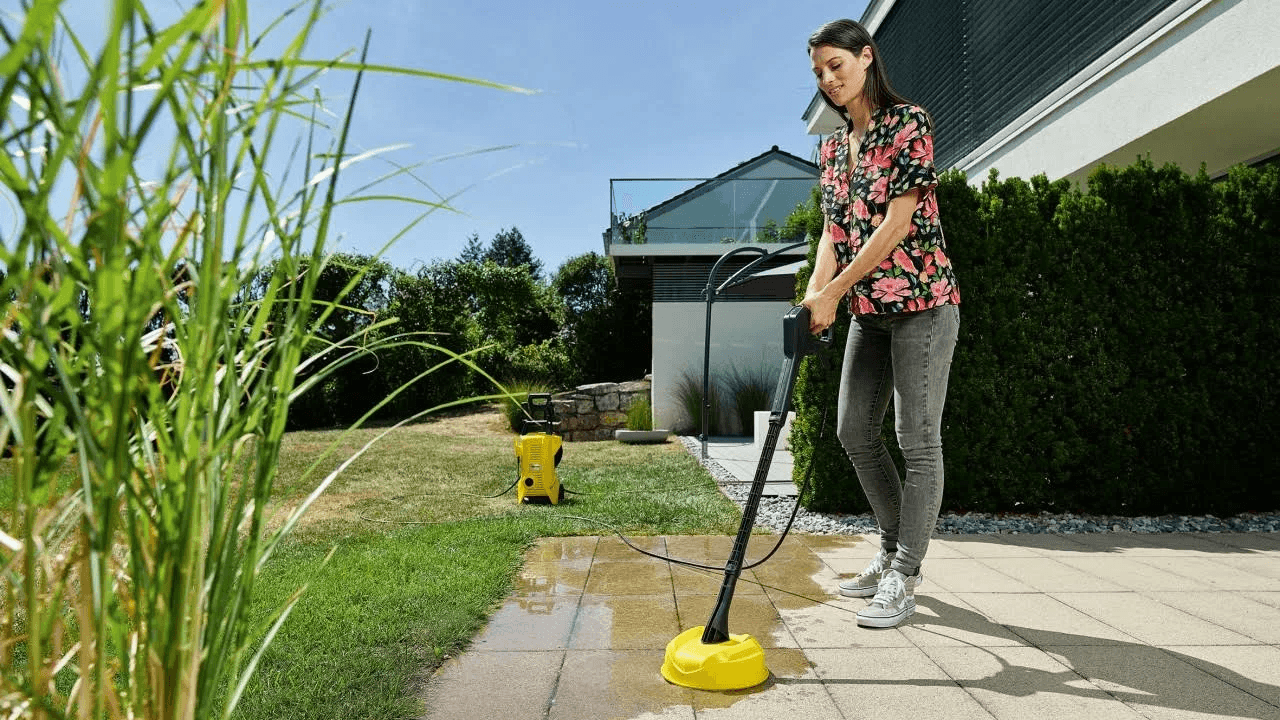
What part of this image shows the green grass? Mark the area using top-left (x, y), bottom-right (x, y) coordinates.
top-left (0, 406), bottom-right (740, 720)
top-left (229, 406), bottom-right (740, 720)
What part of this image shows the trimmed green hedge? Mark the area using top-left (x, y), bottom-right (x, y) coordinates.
top-left (792, 158), bottom-right (1280, 515)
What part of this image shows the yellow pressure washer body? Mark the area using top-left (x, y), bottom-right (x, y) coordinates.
top-left (513, 393), bottom-right (565, 504)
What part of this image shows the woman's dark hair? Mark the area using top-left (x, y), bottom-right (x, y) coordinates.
top-left (808, 19), bottom-right (913, 118)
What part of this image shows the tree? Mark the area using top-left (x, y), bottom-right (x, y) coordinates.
top-left (246, 253), bottom-right (395, 428)
top-left (484, 226), bottom-right (543, 280)
top-left (458, 232), bottom-right (485, 264)
top-left (550, 252), bottom-right (651, 384)
top-left (553, 252), bottom-right (611, 319)
top-left (372, 266), bottom-right (483, 415)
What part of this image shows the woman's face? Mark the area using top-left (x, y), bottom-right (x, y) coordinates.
top-left (810, 44), bottom-right (872, 110)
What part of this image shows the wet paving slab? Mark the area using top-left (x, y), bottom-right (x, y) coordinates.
top-left (416, 532), bottom-right (1280, 720)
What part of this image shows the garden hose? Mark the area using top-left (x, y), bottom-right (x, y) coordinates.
top-left (556, 401), bottom-right (829, 574)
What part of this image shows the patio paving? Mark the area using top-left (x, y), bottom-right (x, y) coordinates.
top-left (417, 530), bottom-right (1280, 720)
top-left (417, 437), bottom-right (1280, 718)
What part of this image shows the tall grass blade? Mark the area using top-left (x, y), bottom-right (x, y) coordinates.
top-left (0, 2), bottom-right (529, 718)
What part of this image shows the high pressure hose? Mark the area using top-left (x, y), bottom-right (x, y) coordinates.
top-left (556, 401), bottom-right (830, 573)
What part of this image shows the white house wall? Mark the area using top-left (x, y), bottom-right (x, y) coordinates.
top-left (961, 0), bottom-right (1280, 183)
top-left (651, 300), bottom-right (794, 433)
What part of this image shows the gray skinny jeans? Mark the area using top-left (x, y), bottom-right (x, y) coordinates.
top-left (836, 304), bottom-right (959, 577)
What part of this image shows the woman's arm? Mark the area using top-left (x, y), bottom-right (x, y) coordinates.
top-left (805, 215), bottom-right (838, 298)
top-left (802, 215), bottom-right (839, 333)
top-left (802, 187), bottom-right (920, 332)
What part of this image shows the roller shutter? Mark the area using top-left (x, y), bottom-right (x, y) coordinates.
top-left (874, 0), bottom-right (1178, 169)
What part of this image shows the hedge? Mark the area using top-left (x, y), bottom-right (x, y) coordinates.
top-left (792, 158), bottom-right (1280, 515)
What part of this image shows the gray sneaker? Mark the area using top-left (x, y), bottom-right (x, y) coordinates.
top-left (838, 551), bottom-right (923, 598)
top-left (856, 569), bottom-right (917, 628)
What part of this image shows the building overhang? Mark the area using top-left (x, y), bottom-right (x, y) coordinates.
top-left (956, 0), bottom-right (1280, 183)
top-left (609, 242), bottom-right (809, 260)
top-left (609, 242), bottom-right (811, 295)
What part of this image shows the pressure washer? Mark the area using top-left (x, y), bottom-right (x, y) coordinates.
top-left (513, 393), bottom-right (565, 504)
top-left (661, 304), bottom-right (831, 691)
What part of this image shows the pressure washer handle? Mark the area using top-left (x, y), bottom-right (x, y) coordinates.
top-left (770, 305), bottom-right (831, 417)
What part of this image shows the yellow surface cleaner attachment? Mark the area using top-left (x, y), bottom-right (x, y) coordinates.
top-left (661, 305), bottom-right (829, 691)
top-left (661, 626), bottom-right (768, 690)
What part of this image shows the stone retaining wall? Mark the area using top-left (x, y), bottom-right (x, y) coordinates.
top-left (552, 377), bottom-right (651, 442)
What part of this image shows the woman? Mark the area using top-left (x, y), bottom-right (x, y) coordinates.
top-left (802, 19), bottom-right (960, 629)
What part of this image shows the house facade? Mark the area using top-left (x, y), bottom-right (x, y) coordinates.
top-left (804, 0), bottom-right (1280, 182)
top-left (605, 147), bottom-right (818, 432)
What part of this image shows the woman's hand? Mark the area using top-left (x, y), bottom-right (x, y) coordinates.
top-left (802, 285), bottom-right (840, 334)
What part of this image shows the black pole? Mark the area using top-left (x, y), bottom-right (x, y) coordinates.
top-left (699, 241), bottom-right (806, 460)
top-left (701, 304), bottom-right (827, 644)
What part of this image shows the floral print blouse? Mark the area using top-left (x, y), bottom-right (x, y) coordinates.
top-left (818, 103), bottom-right (960, 315)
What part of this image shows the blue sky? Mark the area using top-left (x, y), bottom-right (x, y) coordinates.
top-left (301, 0), bottom-right (870, 274)
top-left (8, 0), bottom-right (868, 275)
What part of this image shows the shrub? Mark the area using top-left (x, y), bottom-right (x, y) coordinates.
top-left (498, 340), bottom-right (574, 389)
top-left (791, 160), bottom-right (1280, 516)
top-left (550, 252), bottom-right (652, 386)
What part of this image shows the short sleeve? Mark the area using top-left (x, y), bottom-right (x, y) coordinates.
top-left (887, 106), bottom-right (937, 200)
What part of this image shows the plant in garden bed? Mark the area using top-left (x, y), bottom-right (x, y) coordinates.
top-left (0, 2), bottom-right (527, 718)
top-left (625, 397), bottom-right (654, 431)
top-left (673, 370), bottom-right (722, 436)
top-left (723, 364), bottom-right (774, 436)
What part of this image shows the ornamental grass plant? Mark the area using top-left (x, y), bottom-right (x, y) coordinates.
top-left (674, 370), bottom-right (722, 436)
top-left (722, 363), bottom-right (774, 436)
top-left (0, 2), bottom-right (529, 718)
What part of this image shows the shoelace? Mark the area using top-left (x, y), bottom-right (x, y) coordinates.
top-left (862, 550), bottom-right (891, 577)
top-left (869, 572), bottom-right (906, 608)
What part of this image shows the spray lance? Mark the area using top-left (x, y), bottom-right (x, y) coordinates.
top-left (662, 304), bottom-right (831, 690)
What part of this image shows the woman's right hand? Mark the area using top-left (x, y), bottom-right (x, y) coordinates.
top-left (802, 286), bottom-right (839, 334)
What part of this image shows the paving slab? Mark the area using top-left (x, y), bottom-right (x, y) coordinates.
top-left (1064, 531), bottom-right (1235, 555)
top-left (1143, 591), bottom-right (1280, 644)
top-left (1165, 644), bottom-right (1280, 708)
top-left (1050, 644), bottom-right (1280, 720)
top-left (978, 557), bottom-right (1129, 593)
top-left (569, 595), bottom-right (679, 650)
top-left (921, 645), bottom-right (1146, 720)
top-left (549, 650), bottom-right (695, 720)
top-left (1053, 591), bottom-right (1259, 646)
top-left (1134, 554), bottom-right (1280, 591)
top-left (419, 650), bottom-right (564, 720)
top-left (809, 646), bottom-right (997, 720)
top-left (698, 437), bottom-right (797, 497)
top-left (918, 557), bottom-right (1039, 593)
top-left (1053, 554), bottom-right (1213, 591)
top-left (902, 593), bottom-right (1028, 648)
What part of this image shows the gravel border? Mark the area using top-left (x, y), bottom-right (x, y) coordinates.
top-left (679, 436), bottom-right (1280, 536)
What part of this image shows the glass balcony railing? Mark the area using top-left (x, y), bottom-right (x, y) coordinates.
top-left (607, 177), bottom-right (816, 252)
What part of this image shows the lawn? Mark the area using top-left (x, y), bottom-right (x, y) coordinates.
top-left (231, 406), bottom-right (742, 720)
